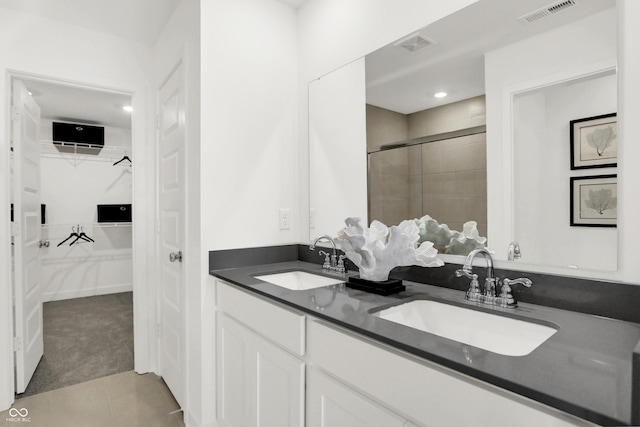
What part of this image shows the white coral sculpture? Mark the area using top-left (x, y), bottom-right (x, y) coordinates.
top-left (415, 215), bottom-right (486, 256)
top-left (336, 217), bottom-right (443, 282)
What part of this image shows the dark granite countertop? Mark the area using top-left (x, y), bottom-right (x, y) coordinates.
top-left (211, 260), bottom-right (640, 426)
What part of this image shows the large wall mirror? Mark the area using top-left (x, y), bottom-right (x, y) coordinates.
top-left (309, 0), bottom-right (618, 274)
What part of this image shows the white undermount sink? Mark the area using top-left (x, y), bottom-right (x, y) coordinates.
top-left (374, 299), bottom-right (557, 356)
top-left (255, 271), bottom-right (345, 291)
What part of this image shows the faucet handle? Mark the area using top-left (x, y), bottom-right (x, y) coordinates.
top-left (337, 255), bottom-right (347, 273)
top-left (455, 269), bottom-right (477, 280)
top-left (502, 277), bottom-right (532, 288)
top-left (498, 277), bottom-right (532, 308)
top-left (466, 277), bottom-right (482, 302)
top-left (318, 250), bottom-right (331, 269)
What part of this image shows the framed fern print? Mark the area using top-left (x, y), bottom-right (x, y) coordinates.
top-left (570, 113), bottom-right (617, 170)
top-left (570, 174), bottom-right (617, 227)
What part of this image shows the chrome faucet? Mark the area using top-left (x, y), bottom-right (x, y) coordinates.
top-left (455, 248), bottom-right (497, 303)
top-left (310, 235), bottom-right (346, 275)
top-left (455, 247), bottom-right (532, 308)
top-left (507, 241), bottom-right (521, 261)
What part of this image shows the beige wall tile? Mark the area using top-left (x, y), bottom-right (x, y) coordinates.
top-left (369, 149), bottom-right (409, 175)
top-left (454, 169), bottom-right (487, 196)
top-left (422, 172), bottom-right (458, 196)
top-left (421, 144), bottom-right (443, 175)
top-left (407, 145), bottom-right (422, 176)
top-left (369, 173), bottom-right (410, 200)
top-left (440, 139), bottom-right (486, 172)
top-left (366, 104), bottom-right (408, 149)
top-left (407, 95), bottom-right (486, 138)
top-left (368, 198), bottom-right (410, 226)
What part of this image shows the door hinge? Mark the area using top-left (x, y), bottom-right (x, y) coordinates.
top-left (155, 114), bottom-right (160, 130)
top-left (13, 336), bottom-right (22, 352)
top-left (157, 323), bottom-right (161, 338)
top-left (11, 106), bottom-right (19, 122)
top-left (11, 222), bottom-right (19, 237)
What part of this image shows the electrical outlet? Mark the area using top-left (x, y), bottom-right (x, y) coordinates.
top-left (279, 208), bottom-right (291, 230)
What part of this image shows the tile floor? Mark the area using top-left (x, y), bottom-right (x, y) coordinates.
top-left (0, 371), bottom-right (184, 427)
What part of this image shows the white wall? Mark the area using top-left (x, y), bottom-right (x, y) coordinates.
top-left (484, 7), bottom-right (620, 278)
top-left (0, 7), bottom-right (154, 411)
top-left (39, 121), bottom-right (133, 301)
top-left (200, 0), bottom-right (298, 251)
top-left (617, 0), bottom-right (640, 285)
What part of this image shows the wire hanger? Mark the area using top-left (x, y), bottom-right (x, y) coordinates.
top-left (70, 225), bottom-right (94, 245)
top-left (57, 225), bottom-right (94, 247)
top-left (113, 151), bottom-right (132, 166)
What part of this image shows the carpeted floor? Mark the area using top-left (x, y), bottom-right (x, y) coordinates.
top-left (18, 291), bottom-right (134, 397)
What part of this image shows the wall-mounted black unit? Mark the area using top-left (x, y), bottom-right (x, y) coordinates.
top-left (97, 204), bottom-right (132, 223)
top-left (53, 122), bottom-right (104, 147)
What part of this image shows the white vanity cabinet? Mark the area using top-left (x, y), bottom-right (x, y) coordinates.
top-left (216, 281), bottom-right (305, 427)
top-left (215, 279), bottom-right (595, 427)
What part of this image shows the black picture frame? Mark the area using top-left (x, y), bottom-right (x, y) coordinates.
top-left (570, 174), bottom-right (617, 227)
top-left (570, 113), bottom-right (617, 170)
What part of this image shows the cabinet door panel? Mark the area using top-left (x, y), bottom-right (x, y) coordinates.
top-left (308, 369), bottom-right (406, 427)
top-left (218, 314), bottom-right (252, 427)
top-left (255, 338), bottom-right (305, 427)
top-left (218, 312), bottom-right (305, 427)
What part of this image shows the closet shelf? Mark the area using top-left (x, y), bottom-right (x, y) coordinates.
top-left (40, 140), bottom-right (132, 165)
top-left (41, 223), bottom-right (132, 229)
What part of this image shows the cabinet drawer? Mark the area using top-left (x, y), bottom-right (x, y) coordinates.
top-left (308, 320), bottom-right (593, 427)
top-left (217, 280), bottom-right (305, 356)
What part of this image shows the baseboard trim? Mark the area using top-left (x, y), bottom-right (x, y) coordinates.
top-left (42, 283), bottom-right (133, 302)
top-left (186, 410), bottom-right (217, 427)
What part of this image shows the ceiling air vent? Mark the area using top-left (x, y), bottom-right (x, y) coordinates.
top-left (519, 0), bottom-right (577, 24)
top-left (393, 33), bottom-right (435, 54)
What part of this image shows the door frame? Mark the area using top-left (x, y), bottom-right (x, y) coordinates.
top-left (0, 69), bottom-right (157, 409)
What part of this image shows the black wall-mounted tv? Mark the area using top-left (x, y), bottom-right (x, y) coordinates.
top-left (97, 204), bottom-right (132, 223)
top-left (52, 122), bottom-right (104, 147)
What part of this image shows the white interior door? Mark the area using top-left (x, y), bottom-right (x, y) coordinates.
top-left (12, 79), bottom-right (43, 393)
top-left (158, 62), bottom-right (186, 408)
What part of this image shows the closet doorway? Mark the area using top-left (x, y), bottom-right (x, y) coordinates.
top-left (10, 75), bottom-right (136, 396)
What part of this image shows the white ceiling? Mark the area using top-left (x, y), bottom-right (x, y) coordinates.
top-left (1, 0), bottom-right (180, 129)
top-left (366, 0), bottom-right (616, 114)
top-left (19, 78), bottom-right (133, 130)
top-left (0, 0), bottom-right (180, 46)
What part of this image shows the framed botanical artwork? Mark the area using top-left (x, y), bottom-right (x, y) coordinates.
top-left (570, 174), bottom-right (617, 227)
top-left (570, 113), bottom-right (617, 170)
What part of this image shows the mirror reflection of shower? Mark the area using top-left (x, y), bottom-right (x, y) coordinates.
top-left (367, 96), bottom-right (487, 239)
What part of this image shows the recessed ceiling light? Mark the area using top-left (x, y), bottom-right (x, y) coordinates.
top-left (434, 92), bottom-right (447, 98)
top-left (123, 105), bottom-right (133, 112)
